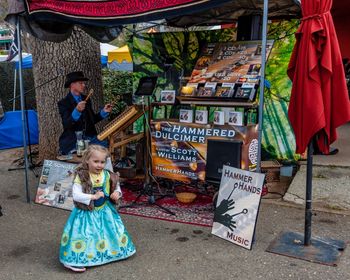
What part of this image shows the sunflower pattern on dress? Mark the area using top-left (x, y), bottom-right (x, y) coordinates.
top-left (59, 170), bottom-right (136, 267)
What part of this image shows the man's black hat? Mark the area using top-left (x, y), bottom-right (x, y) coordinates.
top-left (64, 71), bottom-right (89, 88)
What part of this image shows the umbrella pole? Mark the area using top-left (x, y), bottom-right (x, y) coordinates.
top-left (256, 0), bottom-right (269, 173)
top-left (304, 141), bottom-right (314, 245)
top-left (266, 138), bottom-right (346, 265)
top-left (16, 17), bottom-right (31, 203)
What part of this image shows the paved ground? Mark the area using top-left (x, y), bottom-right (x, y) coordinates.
top-left (312, 123), bottom-right (350, 167)
top-left (284, 123), bottom-right (350, 212)
top-left (1, 149), bottom-right (350, 280)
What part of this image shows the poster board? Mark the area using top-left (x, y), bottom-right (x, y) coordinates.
top-left (35, 160), bottom-right (76, 210)
top-left (189, 40), bottom-right (274, 85)
top-left (211, 165), bottom-right (265, 250)
top-left (151, 121), bottom-right (259, 182)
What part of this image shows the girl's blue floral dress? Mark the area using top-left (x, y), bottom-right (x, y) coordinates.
top-left (59, 170), bottom-right (135, 267)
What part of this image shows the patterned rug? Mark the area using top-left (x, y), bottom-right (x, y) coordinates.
top-left (118, 182), bottom-right (214, 227)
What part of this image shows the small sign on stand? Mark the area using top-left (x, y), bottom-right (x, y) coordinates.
top-left (212, 165), bottom-right (265, 250)
top-left (35, 160), bottom-right (77, 210)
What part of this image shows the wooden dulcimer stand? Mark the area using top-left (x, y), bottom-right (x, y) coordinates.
top-left (97, 105), bottom-right (144, 162)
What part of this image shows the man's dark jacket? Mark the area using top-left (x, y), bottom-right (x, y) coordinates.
top-left (58, 93), bottom-right (103, 154)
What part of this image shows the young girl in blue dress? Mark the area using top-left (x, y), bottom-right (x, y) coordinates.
top-left (59, 145), bottom-right (136, 272)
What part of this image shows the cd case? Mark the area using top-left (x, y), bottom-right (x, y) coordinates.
top-left (195, 110), bottom-right (208, 124)
top-left (179, 109), bottom-right (193, 123)
top-left (213, 111), bottom-right (225, 125)
top-left (228, 111), bottom-right (243, 126)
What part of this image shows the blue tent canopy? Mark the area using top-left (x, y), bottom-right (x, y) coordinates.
top-left (0, 110), bottom-right (39, 150)
top-left (16, 54), bottom-right (108, 69)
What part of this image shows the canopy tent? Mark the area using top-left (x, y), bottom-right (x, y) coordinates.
top-left (0, 52), bottom-right (31, 62)
top-left (15, 53), bottom-right (108, 69)
top-left (14, 43), bottom-right (115, 69)
top-left (6, 0), bottom-right (237, 42)
top-left (6, 0), bottom-right (301, 204)
top-left (6, 0), bottom-right (300, 42)
top-left (0, 110), bottom-right (38, 150)
top-left (100, 43), bottom-right (117, 56)
top-left (108, 45), bottom-right (132, 63)
top-left (107, 45), bottom-right (133, 71)
top-left (167, 0), bottom-right (300, 27)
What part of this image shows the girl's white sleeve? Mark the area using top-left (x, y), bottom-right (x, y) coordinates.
top-left (72, 183), bottom-right (92, 205)
top-left (115, 182), bottom-right (122, 197)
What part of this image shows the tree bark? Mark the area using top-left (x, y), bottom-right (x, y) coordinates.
top-left (30, 27), bottom-right (104, 161)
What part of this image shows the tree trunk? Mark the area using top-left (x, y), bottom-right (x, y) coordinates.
top-left (31, 27), bottom-right (104, 161)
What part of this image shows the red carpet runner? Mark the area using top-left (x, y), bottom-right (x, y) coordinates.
top-left (118, 187), bottom-right (214, 227)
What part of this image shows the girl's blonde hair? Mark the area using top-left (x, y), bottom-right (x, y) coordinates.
top-left (81, 144), bottom-right (110, 165)
top-left (75, 145), bottom-right (110, 193)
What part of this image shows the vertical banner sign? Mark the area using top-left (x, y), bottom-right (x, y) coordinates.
top-left (211, 165), bottom-right (265, 250)
top-left (35, 160), bottom-right (76, 211)
top-left (151, 121), bottom-right (259, 182)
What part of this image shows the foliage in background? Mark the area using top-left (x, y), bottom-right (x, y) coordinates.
top-left (133, 28), bottom-right (237, 128)
top-left (264, 20), bottom-right (299, 160)
top-left (133, 22), bottom-right (300, 160)
top-left (102, 68), bottom-right (133, 120)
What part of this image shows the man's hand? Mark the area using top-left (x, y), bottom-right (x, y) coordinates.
top-left (103, 103), bottom-right (113, 113)
top-left (110, 191), bottom-right (121, 202)
top-left (76, 101), bottom-right (86, 112)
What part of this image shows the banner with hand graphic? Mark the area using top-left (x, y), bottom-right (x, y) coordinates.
top-left (212, 165), bottom-right (265, 250)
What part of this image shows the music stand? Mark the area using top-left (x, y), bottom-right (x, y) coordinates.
top-left (134, 76), bottom-right (158, 97)
top-left (120, 76), bottom-right (175, 215)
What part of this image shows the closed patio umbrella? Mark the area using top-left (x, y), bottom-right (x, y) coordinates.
top-left (267, 0), bottom-right (350, 266)
top-left (288, 0), bottom-right (350, 246)
top-left (287, 0), bottom-right (350, 155)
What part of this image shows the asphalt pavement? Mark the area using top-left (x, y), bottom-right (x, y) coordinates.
top-left (0, 149), bottom-right (349, 280)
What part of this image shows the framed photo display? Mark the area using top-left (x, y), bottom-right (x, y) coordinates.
top-left (160, 90), bottom-right (176, 104)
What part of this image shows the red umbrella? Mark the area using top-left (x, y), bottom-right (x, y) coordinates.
top-left (267, 1), bottom-right (348, 261)
top-left (287, 0), bottom-right (350, 155)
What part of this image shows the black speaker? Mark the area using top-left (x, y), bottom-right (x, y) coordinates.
top-left (205, 139), bottom-right (242, 183)
top-left (237, 15), bottom-right (262, 41)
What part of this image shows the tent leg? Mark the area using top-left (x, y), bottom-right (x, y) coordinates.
top-left (13, 69), bottom-right (17, 111)
top-left (16, 17), bottom-right (31, 203)
top-left (304, 141), bottom-right (313, 245)
top-left (256, 0), bottom-right (269, 173)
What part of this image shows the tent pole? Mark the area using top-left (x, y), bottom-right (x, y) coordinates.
top-left (13, 69), bottom-right (17, 111)
top-left (256, 0), bottom-right (269, 173)
top-left (304, 140), bottom-right (313, 245)
top-left (16, 17), bottom-right (30, 203)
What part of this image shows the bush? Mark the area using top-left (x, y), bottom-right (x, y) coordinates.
top-left (102, 69), bottom-right (133, 119)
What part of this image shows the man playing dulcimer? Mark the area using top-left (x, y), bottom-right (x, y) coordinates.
top-left (58, 71), bottom-right (112, 155)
